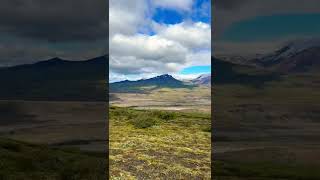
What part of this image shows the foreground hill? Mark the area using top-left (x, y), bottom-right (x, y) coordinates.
top-left (109, 106), bottom-right (211, 179)
top-left (0, 138), bottom-right (105, 179)
top-left (0, 56), bottom-right (107, 101)
top-left (110, 74), bottom-right (193, 93)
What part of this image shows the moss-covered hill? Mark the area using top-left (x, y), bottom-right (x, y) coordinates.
top-left (109, 106), bottom-right (211, 179)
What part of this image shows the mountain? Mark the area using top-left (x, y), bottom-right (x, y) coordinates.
top-left (192, 74), bottom-right (211, 86)
top-left (253, 39), bottom-right (320, 73)
top-left (110, 74), bottom-right (193, 93)
top-left (0, 56), bottom-right (107, 101)
top-left (212, 56), bottom-right (279, 86)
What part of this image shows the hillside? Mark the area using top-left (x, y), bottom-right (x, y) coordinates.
top-left (212, 56), bottom-right (279, 86)
top-left (192, 74), bottom-right (211, 86)
top-left (256, 46), bottom-right (320, 73)
top-left (0, 138), bottom-right (105, 179)
top-left (240, 39), bottom-right (320, 74)
top-left (110, 74), bottom-right (193, 93)
top-left (0, 56), bottom-right (107, 101)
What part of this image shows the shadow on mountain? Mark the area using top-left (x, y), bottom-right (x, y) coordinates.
top-left (0, 56), bottom-right (107, 101)
top-left (213, 56), bottom-right (280, 87)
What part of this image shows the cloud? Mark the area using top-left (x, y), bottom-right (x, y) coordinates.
top-left (109, 0), bottom-right (211, 82)
top-left (213, 41), bottom-right (284, 57)
top-left (213, 0), bottom-right (251, 10)
top-left (152, 0), bottom-right (194, 11)
top-left (154, 22), bottom-right (211, 49)
top-left (0, 0), bottom-right (108, 65)
top-left (186, 50), bottom-right (211, 66)
top-left (172, 73), bottom-right (205, 81)
top-left (213, 0), bottom-right (320, 37)
top-left (0, 0), bottom-right (108, 42)
top-left (109, 22), bottom-right (211, 78)
top-left (109, 0), bottom-right (149, 36)
top-left (213, 0), bottom-right (320, 56)
top-left (110, 34), bottom-right (188, 63)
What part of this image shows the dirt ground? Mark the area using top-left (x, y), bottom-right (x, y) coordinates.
top-left (110, 87), bottom-right (211, 113)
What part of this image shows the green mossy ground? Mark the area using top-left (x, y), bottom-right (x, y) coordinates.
top-left (109, 106), bottom-right (211, 179)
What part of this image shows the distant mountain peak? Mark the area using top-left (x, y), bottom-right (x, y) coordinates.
top-left (33, 57), bottom-right (68, 66)
top-left (151, 74), bottom-right (174, 80)
top-left (253, 38), bottom-right (320, 73)
top-left (275, 38), bottom-right (320, 59)
top-left (192, 73), bottom-right (211, 86)
top-left (50, 57), bottom-right (64, 61)
top-left (196, 73), bottom-right (211, 79)
top-left (110, 73), bottom-right (191, 93)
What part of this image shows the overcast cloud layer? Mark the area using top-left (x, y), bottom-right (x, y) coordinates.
top-left (213, 0), bottom-right (320, 57)
top-left (109, 0), bottom-right (211, 82)
top-left (0, 0), bottom-right (108, 66)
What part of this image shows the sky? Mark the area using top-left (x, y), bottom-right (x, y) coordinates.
top-left (0, 0), bottom-right (108, 66)
top-left (109, 0), bottom-right (211, 82)
top-left (213, 0), bottom-right (320, 57)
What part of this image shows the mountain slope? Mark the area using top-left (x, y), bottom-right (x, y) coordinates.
top-left (110, 74), bottom-right (193, 93)
top-left (0, 56), bottom-right (107, 101)
top-left (212, 56), bottom-right (279, 85)
top-left (253, 39), bottom-right (320, 73)
top-left (192, 74), bottom-right (211, 86)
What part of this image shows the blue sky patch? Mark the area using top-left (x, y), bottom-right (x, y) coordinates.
top-left (152, 0), bottom-right (211, 24)
top-left (153, 8), bottom-right (183, 24)
top-left (180, 65), bottom-right (211, 74)
top-left (191, 0), bottom-right (211, 23)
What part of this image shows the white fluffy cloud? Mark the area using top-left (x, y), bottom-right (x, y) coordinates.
top-left (154, 22), bottom-right (211, 49)
top-left (152, 0), bottom-right (194, 11)
top-left (109, 0), bottom-right (149, 36)
top-left (186, 50), bottom-right (211, 66)
top-left (109, 0), bottom-right (211, 82)
top-left (110, 34), bottom-right (187, 63)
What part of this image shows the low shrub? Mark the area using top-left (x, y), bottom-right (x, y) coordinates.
top-left (152, 111), bottom-right (177, 121)
top-left (131, 117), bottom-right (158, 129)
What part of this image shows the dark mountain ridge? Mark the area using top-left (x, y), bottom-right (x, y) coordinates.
top-left (212, 56), bottom-right (279, 86)
top-left (110, 74), bottom-right (193, 93)
top-left (255, 47), bottom-right (320, 73)
top-left (246, 39), bottom-right (320, 73)
top-left (0, 55), bottom-right (107, 101)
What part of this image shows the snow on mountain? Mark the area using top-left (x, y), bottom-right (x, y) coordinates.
top-left (257, 38), bottom-right (320, 65)
top-left (192, 73), bottom-right (211, 86)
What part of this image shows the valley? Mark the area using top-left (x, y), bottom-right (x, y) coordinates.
top-left (110, 86), bottom-right (211, 112)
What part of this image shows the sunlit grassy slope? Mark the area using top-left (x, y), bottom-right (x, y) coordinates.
top-left (109, 106), bottom-right (211, 179)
